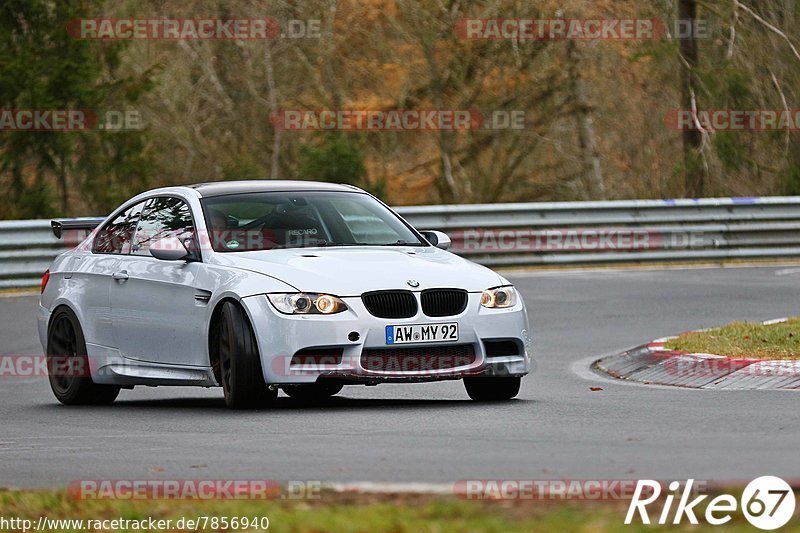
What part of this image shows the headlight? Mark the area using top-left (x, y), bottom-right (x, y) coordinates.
top-left (267, 293), bottom-right (348, 315)
top-left (480, 286), bottom-right (518, 308)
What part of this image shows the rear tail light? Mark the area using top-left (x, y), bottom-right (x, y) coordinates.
top-left (41, 269), bottom-right (50, 294)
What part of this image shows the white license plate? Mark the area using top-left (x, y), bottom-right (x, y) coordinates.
top-left (385, 323), bottom-right (459, 345)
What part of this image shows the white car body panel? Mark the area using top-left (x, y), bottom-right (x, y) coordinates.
top-left (38, 181), bottom-right (533, 390)
top-left (208, 246), bottom-right (506, 295)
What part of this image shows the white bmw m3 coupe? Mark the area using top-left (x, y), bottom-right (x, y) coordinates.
top-left (39, 181), bottom-right (532, 408)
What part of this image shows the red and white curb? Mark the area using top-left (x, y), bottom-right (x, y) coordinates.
top-left (593, 319), bottom-right (800, 390)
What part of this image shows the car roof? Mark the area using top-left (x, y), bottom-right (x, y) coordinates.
top-left (186, 180), bottom-right (364, 198)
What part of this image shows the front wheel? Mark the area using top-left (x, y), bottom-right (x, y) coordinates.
top-left (216, 301), bottom-right (277, 409)
top-left (463, 376), bottom-right (521, 401)
top-left (46, 307), bottom-right (120, 405)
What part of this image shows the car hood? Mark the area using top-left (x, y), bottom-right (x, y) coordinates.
top-left (208, 246), bottom-right (504, 295)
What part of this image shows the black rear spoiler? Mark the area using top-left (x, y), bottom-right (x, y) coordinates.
top-left (51, 217), bottom-right (105, 239)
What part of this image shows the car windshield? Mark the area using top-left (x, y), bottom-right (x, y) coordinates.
top-left (200, 191), bottom-right (426, 252)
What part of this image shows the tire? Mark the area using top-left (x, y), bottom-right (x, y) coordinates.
top-left (283, 382), bottom-right (343, 401)
top-left (46, 307), bottom-right (120, 405)
top-left (463, 376), bottom-right (521, 401)
top-left (217, 301), bottom-right (276, 409)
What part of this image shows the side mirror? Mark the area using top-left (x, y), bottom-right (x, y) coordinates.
top-left (149, 237), bottom-right (190, 261)
top-left (420, 230), bottom-right (452, 251)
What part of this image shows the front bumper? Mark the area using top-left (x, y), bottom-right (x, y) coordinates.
top-left (240, 292), bottom-right (533, 385)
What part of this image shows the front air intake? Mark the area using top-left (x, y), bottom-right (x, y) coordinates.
top-left (361, 344), bottom-right (476, 372)
top-left (421, 288), bottom-right (468, 317)
top-left (361, 290), bottom-right (417, 319)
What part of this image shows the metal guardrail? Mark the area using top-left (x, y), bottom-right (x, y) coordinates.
top-left (2, 197), bottom-right (800, 288)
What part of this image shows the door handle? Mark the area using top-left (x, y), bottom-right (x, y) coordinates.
top-left (112, 270), bottom-right (129, 281)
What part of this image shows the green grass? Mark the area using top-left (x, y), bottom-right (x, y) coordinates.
top-left (666, 317), bottom-right (800, 359)
top-left (1, 489), bottom-right (800, 532)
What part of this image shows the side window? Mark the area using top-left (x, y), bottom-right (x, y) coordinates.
top-left (93, 201), bottom-right (146, 254)
top-left (131, 197), bottom-right (195, 257)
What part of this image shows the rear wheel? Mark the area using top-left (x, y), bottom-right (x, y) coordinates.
top-left (46, 307), bottom-right (120, 405)
top-left (283, 382), bottom-right (343, 401)
top-left (463, 376), bottom-right (521, 401)
top-left (217, 301), bottom-right (276, 409)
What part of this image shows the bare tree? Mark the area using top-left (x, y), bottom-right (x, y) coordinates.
top-left (566, 40), bottom-right (605, 200)
top-left (678, 0), bottom-right (707, 196)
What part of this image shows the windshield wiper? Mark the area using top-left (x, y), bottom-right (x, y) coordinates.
top-left (294, 239), bottom-right (420, 248)
top-left (300, 239), bottom-right (370, 247)
top-left (376, 240), bottom-right (421, 246)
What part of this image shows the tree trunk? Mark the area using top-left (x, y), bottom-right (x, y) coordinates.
top-left (264, 44), bottom-right (281, 180)
top-left (679, 0), bottom-right (707, 197)
top-left (59, 150), bottom-right (68, 214)
top-left (567, 40), bottom-right (605, 200)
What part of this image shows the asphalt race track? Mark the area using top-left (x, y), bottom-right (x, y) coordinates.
top-left (1, 265), bottom-right (799, 488)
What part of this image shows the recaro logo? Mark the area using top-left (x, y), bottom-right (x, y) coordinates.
top-left (625, 477), bottom-right (795, 530)
top-left (287, 228), bottom-right (318, 236)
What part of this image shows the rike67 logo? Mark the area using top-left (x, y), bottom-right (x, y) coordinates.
top-left (626, 476), bottom-right (795, 530)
